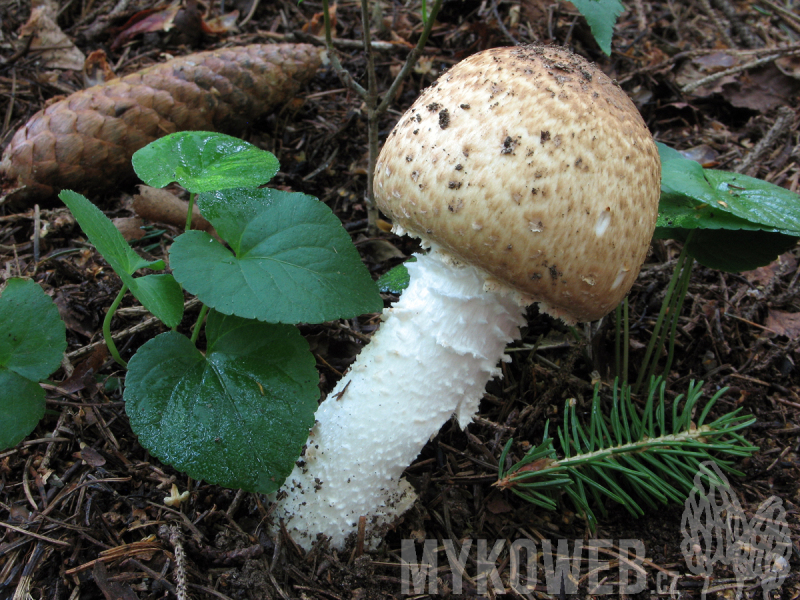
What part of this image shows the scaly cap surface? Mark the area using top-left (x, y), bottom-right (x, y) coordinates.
top-left (374, 45), bottom-right (661, 322)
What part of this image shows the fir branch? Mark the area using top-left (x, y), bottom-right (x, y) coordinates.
top-left (495, 378), bottom-right (757, 528)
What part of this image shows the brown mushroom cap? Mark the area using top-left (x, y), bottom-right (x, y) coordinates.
top-left (374, 45), bottom-right (661, 323)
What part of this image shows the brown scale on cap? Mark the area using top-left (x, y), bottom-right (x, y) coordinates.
top-left (374, 45), bottom-right (661, 323)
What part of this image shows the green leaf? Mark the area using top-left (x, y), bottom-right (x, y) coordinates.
top-left (656, 228), bottom-right (798, 272)
top-left (170, 187), bottom-right (383, 324)
top-left (376, 257), bottom-right (416, 294)
top-left (656, 143), bottom-right (800, 270)
top-left (132, 131), bottom-right (280, 193)
top-left (659, 154), bottom-right (800, 236)
top-left (0, 278), bottom-right (66, 450)
top-left (0, 372), bottom-right (46, 450)
top-left (657, 142), bottom-right (684, 163)
top-left (703, 170), bottom-right (800, 233)
top-left (657, 192), bottom-right (769, 233)
top-left (59, 190), bottom-right (185, 328)
top-left (569, 0), bottom-right (623, 55)
top-left (124, 311), bottom-right (318, 493)
top-left (0, 279), bottom-right (66, 381)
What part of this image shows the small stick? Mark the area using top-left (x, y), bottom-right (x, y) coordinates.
top-left (735, 106), bottom-right (795, 175)
top-left (697, 0), bottom-right (736, 48)
top-left (0, 522), bottom-right (71, 547)
top-left (632, 0), bottom-right (647, 32)
top-left (332, 379), bottom-right (351, 400)
top-left (12, 542), bottom-right (45, 600)
top-left (1, 68), bottom-right (16, 138)
top-left (66, 298), bottom-right (202, 360)
top-left (33, 204), bottom-right (40, 267)
top-left (619, 42), bottom-right (800, 84)
top-left (681, 48), bottom-right (800, 93)
top-left (491, 0), bottom-right (520, 45)
top-left (711, 0), bottom-right (764, 48)
top-left (258, 29), bottom-right (399, 51)
top-left (22, 455), bottom-right (38, 512)
top-left (758, 0), bottom-right (800, 35)
top-left (239, 0), bottom-right (261, 27)
top-left (355, 515), bottom-right (366, 558)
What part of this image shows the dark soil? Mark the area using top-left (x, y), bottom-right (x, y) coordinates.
top-left (1, 0), bottom-right (799, 598)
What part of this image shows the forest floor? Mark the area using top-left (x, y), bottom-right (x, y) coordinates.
top-left (0, 0), bottom-right (799, 598)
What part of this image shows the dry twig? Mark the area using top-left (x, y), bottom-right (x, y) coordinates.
top-left (736, 106), bottom-right (795, 176)
top-left (681, 47), bottom-right (800, 93)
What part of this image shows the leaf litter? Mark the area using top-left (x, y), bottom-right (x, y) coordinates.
top-left (0, 0), bottom-right (799, 597)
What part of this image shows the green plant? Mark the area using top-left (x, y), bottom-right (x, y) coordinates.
top-left (494, 143), bottom-right (799, 518)
top-left (0, 279), bottom-right (67, 450)
top-left (314, 0), bottom-right (443, 231)
top-left (655, 142), bottom-right (800, 272)
top-left (60, 131), bottom-right (383, 494)
top-left (630, 143), bottom-right (800, 391)
top-left (569, 0), bottom-right (624, 55)
top-left (496, 378), bottom-right (757, 529)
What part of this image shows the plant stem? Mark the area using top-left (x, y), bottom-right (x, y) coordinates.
top-left (322, 0), bottom-right (367, 98)
top-left (191, 304), bottom-right (209, 345)
top-left (185, 192), bottom-right (195, 232)
top-left (321, 0), bottom-right (443, 233)
top-left (376, 0), bottom-right (444, 115)
top-left (554, 425), bottom-right (721, 469)
top-left (662, 256), bottom-right (694, 379)
top-left (622, 298), bottom-right (630, 385)
top-left (615, 302), bottom-right (622, 382)
top-left (360, 0), bottom-right (381, 233)
top-left (104, 284), bottom-right (129, 368)
top-left (634, 242), bottom-right (692, 394)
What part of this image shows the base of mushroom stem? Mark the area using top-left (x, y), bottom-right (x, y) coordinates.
top-left (271, 248), bottom-right (529, 550)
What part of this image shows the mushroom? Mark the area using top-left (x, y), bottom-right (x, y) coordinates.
top-left (271, 45), bottom-right (661, 550)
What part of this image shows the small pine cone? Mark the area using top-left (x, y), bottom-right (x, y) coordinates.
top-left (1, 44), bottom-right (323, 207)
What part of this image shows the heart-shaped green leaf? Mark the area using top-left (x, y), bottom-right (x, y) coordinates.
top-left (60, 190), bottom-right (184, 328)
top-left (169, 187), bottom-right (383, 323)
top-left (124, 311), bottom-right (318, 493)
top-left (0, 278), bottom-right (66, 450)
top-left (702, 170), bottom-right (800, 233)
top-left (132, 131), bottom-right (280, 193)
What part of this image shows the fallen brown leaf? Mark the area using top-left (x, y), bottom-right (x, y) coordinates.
top-left (113, 216), bottom-right (145, 241)
top-left (19, 6), bottom-right (86, 71)
top-left (766, 310), bottom-right (800, 338)
top-left (742, 252), bottom-right (798, 286)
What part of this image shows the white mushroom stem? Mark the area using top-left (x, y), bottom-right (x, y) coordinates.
top-left (272, 247), bottom-right (528, 550)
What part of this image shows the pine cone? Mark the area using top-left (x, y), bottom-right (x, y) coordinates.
top-left (1, 44), bottom-right (323, 207)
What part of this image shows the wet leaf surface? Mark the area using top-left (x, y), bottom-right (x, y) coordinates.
top-left (124, 310), bottom-right (318, 494)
